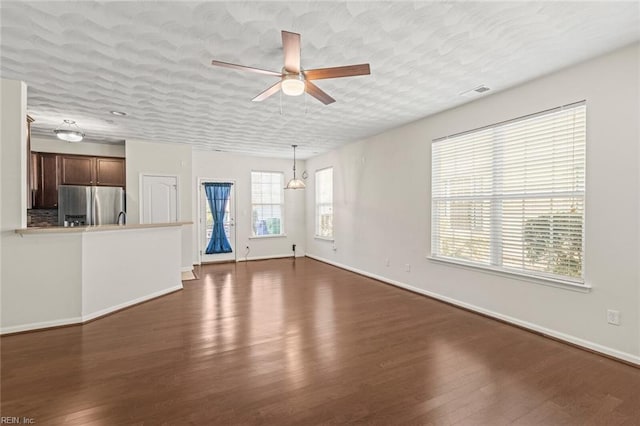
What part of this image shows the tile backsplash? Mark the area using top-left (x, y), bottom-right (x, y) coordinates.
top-left (27, 209), bottom-right (58, 227)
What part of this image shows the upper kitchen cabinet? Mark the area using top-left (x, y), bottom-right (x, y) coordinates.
top-left (60, 155), bottom-right (96, 185)
top-left (59, 155), bottom-right (125, 187)
top-left (95, 157), bottom-right (125, 187)
top-left (31, 153), bottom-right (126, 208)
top-left (35, 152), bottom-right (59, 208)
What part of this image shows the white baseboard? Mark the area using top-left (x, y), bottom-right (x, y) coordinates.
top-left (82, 283), bottom-right (183, 322)
top-left (195, 253), bottom-right (306, 265)
top-left (1, 316), bottom-right (83, 335)
top-left (181, 266), bottom-right (193, 272)
top-left (1, 284), bottom-right (183, 335)
top-left (305, 254), bottom-right (640, 366)
top-left (237, 253), bottom-right (300, 262)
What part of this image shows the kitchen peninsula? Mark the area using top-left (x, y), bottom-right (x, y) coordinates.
top-left (2, 79), bottom-right (195, 336)
top-left (4, 222), bottom-right (190, 334)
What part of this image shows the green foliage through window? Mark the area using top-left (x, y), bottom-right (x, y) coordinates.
top-left (524, 213), bottom-right (582, 277)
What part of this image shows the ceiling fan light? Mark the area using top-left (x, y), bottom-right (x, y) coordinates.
top-left (53, 119), bottom-right (85, 142)
top-left (281, 75), bottom-right (305, 96)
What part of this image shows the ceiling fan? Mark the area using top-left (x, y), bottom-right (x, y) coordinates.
top-left (211, 30), bottom-right (370, 105)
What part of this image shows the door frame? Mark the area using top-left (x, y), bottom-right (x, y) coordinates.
top-left (139, 173), bottom-right (181, 224)
top-left (197, 177), bottom-right (237, 264)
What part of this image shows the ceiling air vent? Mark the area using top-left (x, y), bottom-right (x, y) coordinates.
top-left (460, 85), bottom-right (491, 97)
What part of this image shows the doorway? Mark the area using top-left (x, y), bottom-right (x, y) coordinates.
top-left (140, 174), bottom-right (179, 223)
top-left (199, 179), bottom-right (236, 263)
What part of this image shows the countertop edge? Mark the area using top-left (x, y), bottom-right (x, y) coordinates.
top-left (16, 221), bottom-right (193, 235)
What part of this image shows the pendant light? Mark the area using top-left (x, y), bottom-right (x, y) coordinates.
top-left (54, 119), bottom-right (85, 142)
top-left (285, 144), bottom-right (306, 189)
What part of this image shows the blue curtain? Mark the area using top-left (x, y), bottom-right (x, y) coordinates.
top-left (204, 183), bottom-right (232, 254)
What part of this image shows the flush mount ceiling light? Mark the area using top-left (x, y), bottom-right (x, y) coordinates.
top-left (285, 144), bottom-right (306, 189)
top-left (53, 119), bottom-right (85, 142)
top-left (110, 110), bottom-right (127, 116)
top-left (281, 73), bottom-right (305, 97)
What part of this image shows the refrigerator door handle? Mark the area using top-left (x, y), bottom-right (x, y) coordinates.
top-left (91, 187), bottom-right (97, 226)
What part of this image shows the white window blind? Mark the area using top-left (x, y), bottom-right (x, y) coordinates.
top-left (251, 171), bottom-right (284, 237)
top-left (431, 102), bottom-right (586, 284)
top-left (315, 167), bottom-right (333, 238)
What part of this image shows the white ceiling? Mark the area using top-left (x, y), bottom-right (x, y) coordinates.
top-left (1, 1), bottom-right (638, 159)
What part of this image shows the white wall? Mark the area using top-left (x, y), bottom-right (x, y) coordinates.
top-left (1, 80), bottom-right (27, 229)
top-left (81, 227), bottom-right (182, 319)
top-left (1, 234), bottom-right (83, 331)
top-left (125, 139), bottom-right (193, 270)
top-left (305, 44), bottom-right (640, 364)
top-left (31, 135), bottom-right (125, 157)
top-left (192, 150), bottom-right (306, 263)
top-left (1, 79), bottom-right (83, 330)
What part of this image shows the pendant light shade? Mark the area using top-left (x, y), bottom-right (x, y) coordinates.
top-left (54, 119), bottom-right (85, 142)
top-left (285, 177), bottom-right (306, 189)
top-left (285, 144), bottom-right (306, 189)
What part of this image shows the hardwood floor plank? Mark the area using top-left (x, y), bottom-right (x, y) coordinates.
top-left (1, 258), bottom-right (639, 424)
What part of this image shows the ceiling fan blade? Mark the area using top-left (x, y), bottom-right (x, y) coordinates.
top-left (252, 81), bottom-right (283, 102)
top-left (281, 31), bottom-right (301, 73)
top-left (305, 81), bottom-right (335, 105)
top-left (211, 60), bottom-right (281, 77)
top-left (304, 64), bottom-right (371, 80)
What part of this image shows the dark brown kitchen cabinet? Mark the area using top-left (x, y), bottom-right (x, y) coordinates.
top-left (36, 153), bottom-right (59, 208)
top-left (31, 153), bottom-right (125, 209)
top-left (60, 155), bottom-right (96, 185)
top-left (59, 155), bottom-right (126, 187)
top-left (95, 157), bottom-right (125, 187)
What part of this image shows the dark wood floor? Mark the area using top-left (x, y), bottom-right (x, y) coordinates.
top-left (1, 258), bottom-right (639, 425)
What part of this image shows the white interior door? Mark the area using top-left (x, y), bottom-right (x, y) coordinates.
top-left (200, 181), bottom-right (236, 262)
top-left (141, 175), bottom-right (178, 223)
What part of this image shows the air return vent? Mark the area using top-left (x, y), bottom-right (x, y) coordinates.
top-left (460, 85), bottom-right (491, 97)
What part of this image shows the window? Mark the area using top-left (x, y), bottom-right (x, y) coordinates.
top-left (315, 167), bottom-right (333, 238)
top-left (251, 171), bottom-right (284, 237)
top-left (431, 102), bottom-right (586, 284)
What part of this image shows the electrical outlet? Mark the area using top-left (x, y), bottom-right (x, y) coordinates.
top-left (405, 264), bottom-right (411, 272)
top-left (385, 258), bottom-right (390, 267)
top-left (607, 309), bottom-right (620, 325)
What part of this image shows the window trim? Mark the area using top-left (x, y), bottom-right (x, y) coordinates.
top-left (430, 101), bottom-right (587, 287)
top-left (250, 170), bottom-right (285, 237)
top-left (426, 255), bottom-right (591, 292)
top-left (249, 234), bottom-right (288, 240)
top-left (314, 166), bottom-right (334, 239)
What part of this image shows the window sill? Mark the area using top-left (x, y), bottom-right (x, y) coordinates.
top-left (426, 255), bottom-right (591, 293)
top-left (314, 235), bottom-right (334, 242)
top-left (249, 234), bottom-right (287, 240)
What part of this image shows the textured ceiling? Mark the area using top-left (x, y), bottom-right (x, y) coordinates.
top-left (1, 1), bottom-right (639, 159)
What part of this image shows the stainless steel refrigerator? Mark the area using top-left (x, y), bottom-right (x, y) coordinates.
top-left (58, 185), bottom-right (125, 226)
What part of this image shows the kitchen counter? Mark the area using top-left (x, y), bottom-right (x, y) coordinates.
top-left (15, 221), bottom-right (192, 235)
top-left (3, 221), bottom-right (187, 334)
